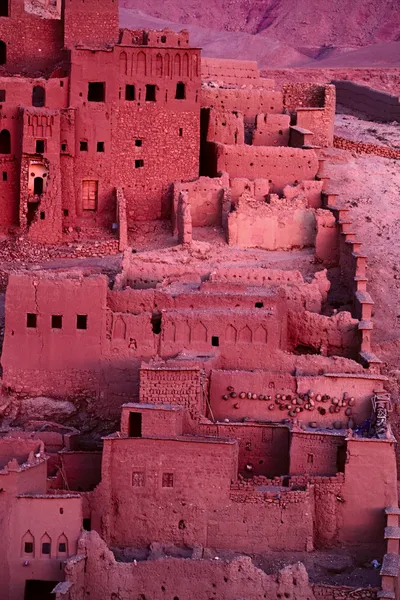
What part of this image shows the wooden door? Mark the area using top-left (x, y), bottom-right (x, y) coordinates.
top-left (82, 180), bottom-right (98, 211)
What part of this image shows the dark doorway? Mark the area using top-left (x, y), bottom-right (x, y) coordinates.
top-left (128, 412), bottom-right (142, 438)
top-left (145, 84), bottom-right (156, 102)
top-left (32, 85), bottom-right (45, 107)
top-left (24, 580), bottom-right (58, 600)
top-left (0, 1), bottom-right (8, 17)
top-left (0, 128), bottom-right (10, 153)
top-left (27, 201), bottom-right (39, 226)
top-left (175, 82), bottom-right (185, 100)
top-left (337, 444), bottom-right (347, 473)
top-left (0, 40), bottom-right (6, 64)
top-left (34, 177), bottom-right (43, 195)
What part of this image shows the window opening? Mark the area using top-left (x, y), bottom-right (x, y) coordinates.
top-left (83, 518), bottom-right (91, 531)
top-left (88, 82), bottom-right (105, 102)
top-left (161, 35), bottom-right (167, 43)
top-left (0, 129), bottom-right (11, 153)
top-left (63, 209), bottom-right (69, 217)
top-left (40, 211), bottom-right (45, 220)
top-left (61, 143), bottom-right (67, 152)
top-left (35, 140), bottom-right (45, 153)
top-left (211, 336), bottom-right (219, 347)
top-left (24, 542), bottom-right (34, 554)
top-left (135, 159), bottom-right (144, 168)
top-left (58, 543), bottom-right (66, 553)
top-left (77, 314), bottom-right (87, 330)
top-left (145, 84), bottom-right (156, 102)
top-left (52, 315), bottom-right (62, 329)
top-left (32, 85), bottom-right (45, 107)
top-left (0, 89), bottom-right (5, 102)
top-left (2, 171), bottom-right (6, 181)
top-left (179, 128), bottom-right (183, 137)
top-left (162, 473), bottom-right (174, 488)
top-left (135, 139), bottom-right (142, 147)
top-left (0, 41), bottom-right (6, 65)
top-left (175, 82), bottom-right (185, 100)
top-left (128, 412), bottom-right (142, 437)
top-left (27, 201), bottom-right (39, 226)
top-left (125, 84), bottom-right (135, 101)
top-left (132, 471), bottom-right (145, 487)
top-left (33, 177), bottom-right (43, 195)
top-left (80, 141), bottom-right (88, 152)
top-left (41, 542), bottom-right (51, 555)
top-left (255, 302), bottom-right (264, 308)
top-left (97, 142), bottom-right (104, 152)
top-left (0, 1), bottom-right (8, 17)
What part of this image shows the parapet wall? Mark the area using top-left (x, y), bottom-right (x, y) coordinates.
top-left (333, 80), bottom-right (400, 122)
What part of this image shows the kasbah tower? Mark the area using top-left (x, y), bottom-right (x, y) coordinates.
top-left (0, 1), bottom-right (398, 600)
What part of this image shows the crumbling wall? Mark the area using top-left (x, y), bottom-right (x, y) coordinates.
top-left (201, 57), bottom-right (265, 86)
top-left (206, 108), bottom-right (244, 145)
top-left (173, 173), bottom-right (229, 229)
top-left (252, 112), bottom-right (291, 146)
top-left (201, 87), bottom-right (283, 121)
top-left (333, 80), bottom-right (400, 122)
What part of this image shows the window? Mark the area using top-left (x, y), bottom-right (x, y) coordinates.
top-left (128, 412), bottom-right (142, 437)
top-left (2, 171), bottom-right (6, 181)
top-left (63, 209), bottom-right (69, 217)
top-left (135, 159), bottom-right (144, 168)
top-left (97, 142), bottom-right (104, 152)
top-left (255, 302), bottom-right (264, 308)
top-left (40, 211), bottom-right (45, 220)
top-left (82, 180), bottom-right (98, 211)
top-left (27, 313), bottom-right (37, 328)
top-left (0, 90), bottom-right (5, 102)
top-left (88, 82), bottom-right (105, 102)
top-left (145, 84), bottom-right (156, 102)
top-left (42, 542), bottom-right (51, 555)
top-left (58, 543), bottom-right (66, 553)
top-left (80, 141), bottom-right (88, 152)
top-left (61, 143), bottom-right (67, 152)
top-left (32, 85), bottom-right (45, 108)
top-left (0, 1), bottom-right (9, 17)
top-left (162, 473), bottom-right (174, 488)
top-left (33, 177), bottom-right (43, 195)
top-left (179, 128), bottom-right (183, 137)
top-left (125, 84), bottom-right (135, 101)
top-left (161, 35), bottom-right (167, 43)
top-left (211, 336), bottom-right (219, 347)
top-left (0, 41), bottom-right (6, 65)
top-left (52, 315), bottom-right (62, 329)
top-left (35, 139), bottom-right (45, 153)
top-left (24, 542), bottom-right (34, 554)
top-left (135, 139), bottom-right (142, 147)
top-left (83, 518), bottom-right (91, 531)
top-left (0, 129), bottom-right (10, 154)
top-left (175, 82), bottom-right (185, 100)
top-left (132, 471), bottom-right (145, 487)
top-left (307, 453), bottom-right (314, 465)
top-left (77, 314), bottom-right (87, 330)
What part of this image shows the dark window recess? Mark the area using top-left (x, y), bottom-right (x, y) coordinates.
top-left (161, 35), bottom-right (167, 43)
top-left (24, 542), bottom-right (34, 554)
top-left (132, 471), bottom-right (145, 487)
top-left (211, 336), bottom-right (219, 347)
top-left (162, 473), bottom-right (174, 488)
top-left (27, 313), bottom-right (37, 328)
top-left (80, 141), bottom-right (88, 152)
top-left (58, 543), bottom-right (67, 553)
top-left (32, 85), bottom-right (45, 107)
top-left (42, 543), bottom-right (51, 555)
top-left (175, 82), bottom-right (185, 100)
top-left (255, 302), bottom-right (264, 308)
top-left (2, 171), bottom-right (6, 181)
top-left (151, 313), bottom-right (162, 334)
top-left (0, 89), bottom-right (5, 102)
top-left (61, 143), bottom-right (67, 152)
top-left (63, 209), bottom-right (69, 217)
top-left (51, 315), bottom-right (62, 329)
top-left (145, 84), bottom-right (156, 102)
top-left (77, 314), bottom-right (87, 330)
top-left (125, 84), bottom-right (135, 101)
top-left (60, 81), bottom-right (64, 87)
top-left (135, 159), bottom-right (144, 168)
top-left (0, 40), bottom-right (6, 65)
top-left (97, 142), bottom-right (104, 152)
top-left (0, 129), bottom-right (11, 153)
top-left (128, 412), bottom-right (142, 437)
top-left (0, 1), bottom-right (8, 17)
top-left (33, 177), bottom-right (43, 195)
top-left (36, 139), bottom-right (45, 153)
top-left (88, 82), bottom-right (105, 102)
top-left (135, 139), bottom-right (142, 147)
top-left (40, 211), bottom-right (45, 220)
top-left (83, 518), bottom-right (91, 531)
top-left (179, 128), bottom-right (183, 137)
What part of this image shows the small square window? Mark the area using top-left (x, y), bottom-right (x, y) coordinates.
top-left (42, 543), bottom-right (51, 555)
top-left (97, 142), bottom-right (104, 152)
top-left (0, 90), bottom-right (6, 102)
top-left (60, 81), bottom-right (64, 87)
top-left (61, 143), bottom-right (67, 152)
top-left (24, 542), bottom-right (34, 554)
top-left (211, 336), bottom-right (219, 347)
top-left (83, 518), bottom-right (91, 531)
top-left (27, 313), bottom-right (37, 328)
top-left (35, 139), bottom-right (45, 153)
top-left (162, 473), bottom-right (174, 488)
top-left (135, 139), bottom-right (142, 147)
top-left (77, 314), bottom-right (87, 330)
top-left (40, 211), bottom-right (45, 220)
top-left (135, 159), bottom-right (144, 169)
top-left (161, 35), bottom-right (167, 43)
top-left (88, 82), bottom-right (105, 102)
top-left (63, 209), bottom-right (69, 217)
top-left (255, 302), bottom-right (264, 308)
top-left (125, 85), bottom-right (135, 101)
top-left (132, 471), bottom-right (145, 487)
top-left (145, 84), bottom-right (156, 102)
top-left (80, 141), bottom-right (88, 152)
top-left (52, 315), bottom-right (63, 329)
top-left (58, 543), bottom-right (67, 553)
top-left (2, 171), bottom-right (7, 181)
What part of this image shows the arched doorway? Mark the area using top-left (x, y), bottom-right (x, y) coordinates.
top-left (33, 176), bottom-right (43, 195)
top-left (32, 85), bottom-right (45, 107)
top-left (0, 40), bottom-right (6, 65)
top-left (0, 129), bottom-right (10, 153)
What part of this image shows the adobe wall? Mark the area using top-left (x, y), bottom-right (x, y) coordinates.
top-left (289, 430), bottom-right (345, 476)
top-left (173, 173), bottom-right (229, 229)
top-left (63, 531), bottom-right (320, 600)
top-left (211, 144), bottom-right (319, 193)
top-left (333, 80), bottom-right (400, 122)
top-left (60, 451), bottom-right (102, 492)
top-left (205, 107), bottom-right (244, 145)
top-left (201, 57), bottom-right (264, 86)
top-left (201, 87), bottom-right (283, 121)
top-left (139, 367), bottom-right (205, 417)
top-left (120, 403), bottom-right (184, 437)
top-left (63, 0), bottom-right (119, 49)
top-left (252, 112), bottom-right (291, 146)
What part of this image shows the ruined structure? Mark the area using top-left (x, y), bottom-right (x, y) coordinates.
top-left (0, 2), bottom-right (398, 600)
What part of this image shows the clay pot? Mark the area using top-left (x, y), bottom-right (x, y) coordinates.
top-left (334, 406), bottom-right (340, 413)
top-left (343, 392), bottom-right (349, 399)
top-left (233, 403), bottom-right (240, 409)
top-left (293, 398), bottom-right (297, 405)
top-left (316, 394), bottom-right (322, 402)
top-left (297, 398), bottom-right (304, 406)
top-left (286, 404), bottom-right (292, 410)
top-left (345, 408), bottom-right (352, 417)
top-left (309, 399), bottom-right (315, 407)
top-left (295, 407), bottom-right (301, 414)
top-left (281, 395), bottom-right (286, 401)
top-left (286, 395), bottom-right (292, 402)
top-left (258, 394), bottom-right (264, 400)
top-left (275, 398), bottom-right (281, 405)
top-left (329, 406), bottom-right (335, 414)
top-left (348, 398), bottom-right (356, 407)
top-left (279, 405), bottom-right (286, 411)
top-left (309, 421), bottom-right (318, 428)
top-left (247, 392), bottom-right (252, 399)
top-left (321, 395), bottom-right (328, 403)
top-left (222, 395), bottom-right (229, 400)
top-left (252, 393), bottom-right (257, 400)
top-left (239, 392), bottom-right (246, 399)
top-left (348, 418), bottom-right (355, 429)
top-left (308, 391), bottom-right (315, 398)
top-left (332, 397), bottom-right (339, 405)
top-left (318, 407), bottom-right (326, 416)
top-left (230, 392), bottom-right (237, 398)
top-left (227, 386), bottom-right (234, 392)
top-left (276, 394), bottom-right (281, 400)
top-left (268, 404), bottom-right (275, 410)
top-left (267, 396), bottom-right (272, 401)
top-left (289, 409), bottom-right (296, 417)
top-left (333, 421), bottom-right (342, 430)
